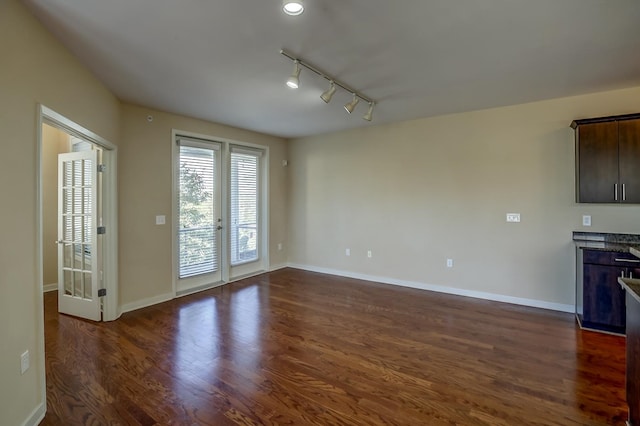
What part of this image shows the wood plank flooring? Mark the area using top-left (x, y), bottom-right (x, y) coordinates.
top-left (41, 268), bottom-right (627, 425)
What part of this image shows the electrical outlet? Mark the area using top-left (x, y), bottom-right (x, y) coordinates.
top-left (277, 243), bottom-right (283, 251)
top-left (20, 350), bottom-right (29, 375)
top-left (367, 250), bottom-right (372, 258)
top-left (155, 215), bottom-right (166, 225)
top-left (446, 259), bottom-right (454, 268)
top-left (582, 215), bottom-right (591, 227)
top-left (345, 248), bottom-right (350, 256)
top-left (506, 213), bottom-right (521, 223)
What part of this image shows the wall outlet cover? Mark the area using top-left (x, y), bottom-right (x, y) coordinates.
top-left (582, 215), bottom-right (592, 227)
top-left (20, 350), bottom-right (29, 375)
top-left (506, 213), bottom-right (521, 223)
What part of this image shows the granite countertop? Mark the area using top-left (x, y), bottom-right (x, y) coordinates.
top-left (618, 246), bottom-right (640, 302)
top-left (619, 277), bottom-right (640, 304)
top-left (573, 232), bottom-right (640, 253)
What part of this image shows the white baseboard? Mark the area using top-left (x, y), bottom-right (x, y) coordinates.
top-left (269, 263), bottom-right (288, 272)
top-left (43, 283), bottom-right (57, 293)
top-left (287, 263), bottom-right (574, 313)
top-left (119, 292), bottom-right (174, 315)
top-left (22, 403), bottom-right (45, 426)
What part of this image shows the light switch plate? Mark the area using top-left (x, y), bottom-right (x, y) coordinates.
top-left (506, 213), bottom-right (521, 223)
top-left (155, 215), bottom-right (166, 225)
top-left (582, 215), bottom-right (591, 227)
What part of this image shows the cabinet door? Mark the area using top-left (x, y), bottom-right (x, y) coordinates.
top-left (583, 264), bottom-right (626, 331)
top-left (618, 119), bottom-right (640, 203)
top-left (576, 121), bottom-right (619, 203)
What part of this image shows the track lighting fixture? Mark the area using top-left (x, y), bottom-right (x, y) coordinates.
top-left (344, 94), bottom-right (359, 114)
top-left (282, 0), bottom-right (304, 16)
top-left (280, 49), bottom-right (376, 121)
top-left (320, 81), bottom-right (337, 103)
top-left (286, 60), bottom-right (301, 89)
top-left (363, 102), bottom-right (375, 121)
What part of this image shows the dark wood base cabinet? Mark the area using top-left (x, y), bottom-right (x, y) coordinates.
top-left (583, 263), bottom-right (626, 333)
top-left (577, 249), bottom-right (640, 334)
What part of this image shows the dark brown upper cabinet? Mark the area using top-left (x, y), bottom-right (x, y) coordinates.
top-left (571, 113), bottom-right (640, 204)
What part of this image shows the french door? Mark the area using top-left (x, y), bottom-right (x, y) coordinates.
top-left (57, 150), bottom-right (101, 321)
top-left (175, 136), bottom-right (265, 295)
top-left (176, 139), bottom-right (222, 293)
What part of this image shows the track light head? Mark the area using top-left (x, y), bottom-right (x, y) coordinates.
top-left (363, 102), bottom-right (375, 121)
top-left (282, 0), bottom-right (304, 16)
top-left (286, 60), bottom-right (301, 89)
top-left (320, 81), bottom-right (337, 103)
top-left (344, 94), bottom-right (359, 114)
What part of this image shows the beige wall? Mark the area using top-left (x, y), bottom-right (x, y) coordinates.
top-left (118, 104), bottom-right (288, 308)
top-left (4, 0), bottom-right (640, 423)
top-left (288, 87), bottom-right (640, 308)
top-left (42, 125), bottom-right (70, 287)
top-left (0, 0), bottom-right (121, 424)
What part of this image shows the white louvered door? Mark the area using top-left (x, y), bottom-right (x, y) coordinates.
top-left (57, 150), bottom-right (101, 321)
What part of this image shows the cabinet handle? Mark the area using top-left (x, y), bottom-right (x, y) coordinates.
top-left (614, 258), bottom-right (640, 263)
top-left (622, 183), bottom-right (626, 201)
top-left (615, 183), bottom-right (618, 201)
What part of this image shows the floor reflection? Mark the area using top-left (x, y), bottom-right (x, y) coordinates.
top-left (174, 297), bottom-right (220, 392)
top-left (172, 284), bottom-right (264, 399)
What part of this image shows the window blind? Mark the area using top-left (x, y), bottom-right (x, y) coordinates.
top-left (178, 142), bottom-right (218, 278)
top-left (230, 147), bottom-right (261, 265)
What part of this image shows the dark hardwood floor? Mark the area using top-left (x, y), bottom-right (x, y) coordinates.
top-left (41, 268), bottom-right (627, 425)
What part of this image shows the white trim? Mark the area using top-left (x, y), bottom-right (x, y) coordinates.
top-left (120, 292), bottom-right (175, 314)
top-left (228, 269), bottom-right (267, 283)
top-left (34, 108), bottom-right (47, 426)
top-left (287, 263), bottom-right (575, 313)
top-left (41, 105), bottom-right (115, 149)
top-left (171, 129), bottom-right (179, 296)
top-left (176, 281), bottom-right (225, 297)
top-left (43, 283), bottom-right (57, 293)
top-left (21, 403), bottom-right (45, 426)
top-left (269, 263), bottom-right (288, 272)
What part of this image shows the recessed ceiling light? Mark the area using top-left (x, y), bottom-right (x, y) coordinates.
top-left (282, 0), bottom-right (304, 16)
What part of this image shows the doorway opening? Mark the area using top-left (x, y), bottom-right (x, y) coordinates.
top-left (38, 105), bottom-right (118, 322)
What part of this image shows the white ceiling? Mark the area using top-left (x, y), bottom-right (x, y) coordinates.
top-left (23, 0), bottom-right (640, 138)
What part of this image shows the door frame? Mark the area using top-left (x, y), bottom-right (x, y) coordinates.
top-left (171, 129), bottom-right (270, 297)
top-left (37, 104), bottom-right (119, 321)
